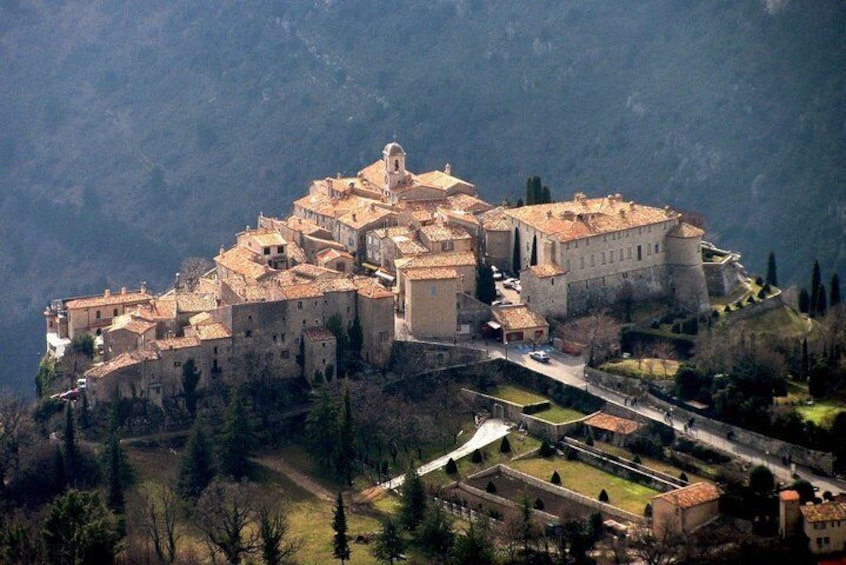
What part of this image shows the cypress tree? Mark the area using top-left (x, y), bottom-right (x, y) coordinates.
top-left (218, 388), bottom-right (252, 480)
top-left (541, 185), bottom-right (551, 204)
top-left (831, 273), bottom-right (841, 308)
top-left (475, 263), bottom-right (496, 305)
top-left (499, 435), bottom-right (511, 454)
top-left (515, 198), bottom-right (524, 208)
top-left (400, 466), bottom-right (428, 531)
top-left (182, 358), bottom-right (201, 420)
top-left (177, 422), bottom-right (215, 499)
top-left (332, 492), bottom-right (351, 564)
top-left (766, 252), bottom-right (778, 287)
top-left (799, 288), bottom-right (810, 314)
top-left (817, 284), bottom-right (828, 318)
top-left (530, 235), bottom-right (538, 266)
top-left (512, 228), bottom-right (522, 273)
top-left (64, 402), bottom-right (77, 486)
top-left (811, 261), bottom-right (822, 317)
top-left (338, 386), bottom-right (356, 484)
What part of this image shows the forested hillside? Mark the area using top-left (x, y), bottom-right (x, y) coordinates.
top-left (1, 0), bottom-right (843, 391)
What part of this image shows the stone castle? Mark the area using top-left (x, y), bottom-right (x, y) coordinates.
top-left (44, 141), bottom-right (742, 406)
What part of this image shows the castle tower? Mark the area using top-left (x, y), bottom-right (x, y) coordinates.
top-left (383, 141), bottom-right (406, 192)
top-left (779, 490), bottom-right (801, 539)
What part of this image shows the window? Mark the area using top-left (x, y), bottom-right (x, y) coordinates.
top-left (95, 310), bottom-right (101, 319)
top-left (637, 245), bottom-right (642, 261)
top-left (601, 252), bottom-right (606, 265)
top-left (430, 285), bottom-right (437, 296)
top-left (297, 301), bottom-right (303, 310)
top-left (655, 243), bottom-right (660, 254)
top-left (580, 257), bottom-right (585, 269)
top-left (113, 308), bottom-right (119, 317)
top-left (627, 247), bottom-right (632, 260)
top-left (379, 331), bottom-right (390, 342)
top-left (442, 241), bottom-right (454, 252)
top-left (263, 246), bottom-right (271, 255)
top-left (245, 330), bottom-right (252, 338)
top-left (174, 361), bottom-right (181, 368)
top-left (589, 255), bottom-right (595, 267)
top-left (273, 334), bottom-right (278, 343)
top-left (213, 346), bottom-right (218, 354)
top-left (277, 246), bottom-right (284, 254)
top-left (281, 350), bottom-right (290, 359)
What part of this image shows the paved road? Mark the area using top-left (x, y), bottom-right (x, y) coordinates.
top-left (483, 339), bottom-right (846, 495)
top-left (380, 418), bottom-right (511, 490)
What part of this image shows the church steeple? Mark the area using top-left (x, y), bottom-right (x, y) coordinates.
top-left (382, 141), bottom-right (406, 191)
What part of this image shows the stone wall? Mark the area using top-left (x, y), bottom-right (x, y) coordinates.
top-left (388, 341), bottom-right (488, 378)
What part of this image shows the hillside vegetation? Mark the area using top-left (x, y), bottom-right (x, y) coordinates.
top-left (1, 0), bottom-right (844, 390)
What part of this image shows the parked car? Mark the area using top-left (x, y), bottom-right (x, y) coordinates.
top-left (59, 389), bottom-right (80, 401)
top-left (529, 351), bottom-right (551, 363)
top-left (491, 266), bottom-right (503, 280)
top-left (503, 278), bottom-right (519, 289)
top-left (492, 300), bottom-right (513, 307)
top-left (77, 378), bottom-right (87, 390)
top-left (513, 283), bottom-right (522, 293)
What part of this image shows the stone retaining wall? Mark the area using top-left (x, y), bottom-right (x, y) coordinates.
top-left (389, 341), bottom-right (487, 377)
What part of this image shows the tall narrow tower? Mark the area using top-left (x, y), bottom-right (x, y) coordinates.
top-left (383, 141), bottom-right (406, 192)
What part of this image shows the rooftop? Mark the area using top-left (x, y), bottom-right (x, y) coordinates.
top-left (215, 246), bottom-right (271, 281)
top-left (303, 327), bottom-right (337, 341)
top-left (396, 251), bottom-right (476, 270)
top-left (800, 501), bottom-right (846, 523)
top-left (404, 268), bottom-right (458, 281)
top-left (527, 263), bottom-right (567, 278)
top-left (64, 288), bottom-right (152, 310)
top-left (419, 223), bottom-right (473, 242)
top-left (191, 322), bottom-right (232, 341)
top-left (504, 194), bottom-right (677, 242)
top-left (653, 482), bottom-right (721, 509)
top-left (491, 305), bottom-right (549, 330)
top-left (583, 412), bottom-right (641, 435)
top-left (779, 490), bottom-right (800, 502)
top-left (480, 206), bottom-right (512, 231)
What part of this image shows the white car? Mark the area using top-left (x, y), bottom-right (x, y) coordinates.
top-left (492, 299), bottom-right (513, 307)
top-left (491, 266), bottom-right (503, 280)
top-left (503, 278), bottom-right (519, 289)
top-left (529, 351), bottom-right (551, 363)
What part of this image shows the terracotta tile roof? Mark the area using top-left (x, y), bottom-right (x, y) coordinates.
top-left (397, 251), bottom-right (476, 269)
top-left (85, 350), bottom-right (159, 379)
top-left (491, 305), bottom-right (549, 331)
top-left (528, 264), bottom-right (567, 278)
top-left (779, 490), bottom-right (800, 502)
top-left (583, 412), bottom-right (641, 435)
top-left (357, 160), bottom-right (388, 190)
top-left (248, 231), bottom-right (287, 247)
top-left (440, 208), bottom-right (481, 226)
top-left (152, 337), bottom-right (201, 351)
top-left (667, 222), bottom-right (705, 238)
top-left (65, 289), bottom-right (152, 310)
top-left (315, 248), bottom-right (355, 263)
top-left (393, 236), bottom-right (429, 256)
top-left (284, 215), bottom-right (324, 236)
top-left (371, 226), bottom-right (413, 239)
top-left (315, 278), bottom-right (357, 293)
top-left (279, 283), bottom-right (324, 300)
top-left (504, 195), bottom-right (678, 242)
top-left (445, 193), bottom-right (492, 214)
top-left (188, 312), bottom-right (212, 326)
top-left (480, 207), bottom-right (512, 231)
top-left (404, 268), bottom-right (459, 281)
top-left (414, 170), bottom-right (475, 193)
top-left (136, 298), bottom-right (177, 321)
top-left (420, 223), bottom-right (472, 242)
top-left (303, 327), bottom-right (336, 341)
top-left (337, 203), bottom-right (395, 229)
top-left (355, 279), bottom-right (394, 299)
top-left (176, 294), bottom-right (217, 313)
top-left (287, 239), bottom-right (307, 263)
top-left (800, 501), bottom-right (846, 523)
top-left (192, 322), bottom-right (232, 341)
top-left (215, 246), bottom-right (270, 281)
top-left (290, 263), bottom-right (344, 281)
top-left (108, 317), bottom-right (156, 335)
top-left (653, 482), bottom-right (721, 509)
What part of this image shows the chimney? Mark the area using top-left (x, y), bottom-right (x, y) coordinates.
top-left (546, 210), bottom-right (553, 219)
top-left (104, 289), bottom-right (111, 297)
top-left (121, 286), bottom-right (127, 295)
top-left (352, 213), bottom-right (357, 222)
top-left (141, 281), bottom-right (147, 294)
top-left (445, 163), bottom-right (452, 175)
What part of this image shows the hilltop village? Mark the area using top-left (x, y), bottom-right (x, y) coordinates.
top-left (44, 141), bottom-right (740, 407)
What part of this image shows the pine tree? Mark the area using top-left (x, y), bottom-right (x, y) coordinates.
top-left (830, 273), bottom-right (841, 309)
top-left (530, 235), bottom-right (538, 266)
top-left (218, 388), bottom-right (253, 480)
top-left (182, 358), bottom-right (201, 420)
top-left (499, 435), bottom-right (511, 453)
top-left (177, 422), bottom-right (215, 499)
top-left (332, 492), bottom-right (351, 564)
top-left (370, 517), bottom-right (405, 565)
top-left (305, 387), bottom-right (339, 468)
top-left (766, 251), bottom-right (778, 287)
top-left (399, 466), bottom-right (427, 531)
top-left (811, 261), bottom-right (822, 317)
top-left (512, 228), bottom-right (522, 274)
top-left (417, 505), bottom-right (455, 562)
top-left (598, 489), bottom-right (609, 503)
top-left (106, 434), bottom-right (124, 513)
top-left (475, 263), bottom-right (496, 305)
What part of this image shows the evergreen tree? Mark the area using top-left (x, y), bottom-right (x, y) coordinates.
top-left (64, 403), bottom-right (77, 486)
top-left (475, 263), bottom-right (496, 305)
top-left (831, 273), bottom-right (842, 308)
top-left (399, 466), bottom-right (427, 531)
top-left (370, 517), bottom-right (405, 564)
top-left (177, 422), bottom-right (215, 499)
top-left (541, 184), bottom-right (552, 204)
top-left (453, 518), bottom-right (494, 565)
top-left (598, 489), bottom-right (609, 503)
top-left (182, 358), bottom-right (201, 420)
top-left (218, 388), bottom-right (253, 480)
top-left (512, 228), bottom-right (522, 274)
top-left (526, 176), bottom-right (542, 206)
top-left (817, 284), bottom-right (828, 318)
top-left (811, 260), bottom-right (822, 317)
top-left (499, 435), bottom-right (511, 453)
top-left (348, 316), bottom-right (364, 360)
top-left (42, 490), bottom-right (122, 565)
top-left (106, 434), bottom-right (124, 513)
top-left (766, 251), bottom-right (778, 287)
top-left (530, 234), bottom-right (538, 266)
top-left (749, 465), bottom-right (775, 493)
top-left (515, 198), bottom-right (524, 208)
top-left (332, 492), bottom-right (351, 564)
top-left (551, 470), bottom-right (561, 485)
top-left (305, 387), bottom-right (339, 468)
top-left (799, 287), bottom-right (810, 314)
top-left (326, 314), bottom-right (350, 371)
top-left (337, 386), bottom-right (356, 484)
top-left (417, 505), bottom-right (455, 562)
top-left (445, 457), bottom-right (457, 475)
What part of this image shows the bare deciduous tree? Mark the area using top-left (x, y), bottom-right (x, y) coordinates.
top-left (179, 257), bottom-right (214, 292)
top-left (194, 480), bottom-right (259, 565)
top-left (258, 503), bottom-right (300, 565)
top-left (141, 484), bottom-right (182, 563)
top-left (0, 390), bottom-right (30, 491)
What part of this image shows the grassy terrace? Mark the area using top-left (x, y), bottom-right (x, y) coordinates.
top-left (601, 358), bottom-right (680, 380)
top-left (531, 405), bottom-right (587, 424)
top-left (510, 456), bottom-right (660, 515)
top-left (594, 441), bottom-right (714, 485)
top-left (796, 400), bottom-right (846, 427)
top-left (488, 384), bottom-right (549, 405)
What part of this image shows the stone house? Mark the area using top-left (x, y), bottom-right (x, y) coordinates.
top-left (403, 268), bottom-right (459, 340)
top-left (520, 263), bottom-right (568, 319)
top-left (651, 482), bottom-right (721, 537)
top-left (491, 305), bottom-right (549, 345)
top-left (303, 327), bottom-right (337, 384)
top-left (798, 499), bottom-right (846, 554)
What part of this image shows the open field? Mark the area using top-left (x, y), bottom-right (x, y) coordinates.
top-left (510, 457), bottom-right (660, 515)
top-left (796, 400), bottom-right (846, 428)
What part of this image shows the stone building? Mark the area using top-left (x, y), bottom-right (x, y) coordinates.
top-left (651, 482), bottom-right (721, 537)
top-left (798, 499), bottom-right (846, 554)
top-left (303, 327), bottom-right (337, 384)
top-left (520, 264), bottom-right (568, 319)
top-left (491, 305), bottom-right (549, 345)
top-left (403, 268), bottom-right (459, 340)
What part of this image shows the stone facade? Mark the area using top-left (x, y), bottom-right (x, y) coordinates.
top-left (651, 482), bottom-right (721, 536)
top-left (403, 268), bottom-right (458, 340)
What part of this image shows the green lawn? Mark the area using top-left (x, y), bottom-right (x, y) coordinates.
top-left (532, 405), bottom-right (586, 424)
top-left (796, 400), bottom-right (846, 428)
top-left (595, 441), bottom-right (713, 484)
top-left (510, 457), bottom-right (660, 515)
top-left (424, 433), bottom-right (542, 487)
top-left (488, 385), bottom-right (548, 406)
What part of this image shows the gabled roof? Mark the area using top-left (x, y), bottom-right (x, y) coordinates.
top-left (404, 268), bottom-right (458, 281)
top-left (583, 412), bottom-right (641, 435)
top-left (65, 289), bottom-right (152, 310)
top-left (491, 305), bottom-right (548, 331)
top-left (652, 482), bottom-right (721, 509)
top-left (800, 501), bottom-right (846, 523)
top-left (527, 263), bottom-right (567, 278)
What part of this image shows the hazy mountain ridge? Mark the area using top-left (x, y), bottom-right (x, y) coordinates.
top-left (0, 0), bottom-right (843, 390)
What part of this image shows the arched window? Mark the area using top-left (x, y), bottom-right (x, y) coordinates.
top-left (394, 159), bottom-right (399, 171)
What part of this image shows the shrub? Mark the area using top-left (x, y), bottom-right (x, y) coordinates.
top-left (598, 489), bottom-right (609, 503)
top-left (679, 472), bottom-right (689, 483)
top-left (534, 498), bottom-right (545, 510)
top-left (445, 458), bottom-right (457, 475)
top-left (486, 481), bottom-right (497, 494)
top-left (755, 275), bottom-right (764, 286)
top-left (471, 449), bottom-right (483, 464)
top-left (551, 470), bottom-right (561, 485)
top-left (632, 454), bottom-right (642, 464)
top-left (565, 447), bottom-right (578, 461)
top-left (499, 436), bottom-right (511, 454)
top-left (644, 503), bottom-right (652, 518)
top-left (585, 435), bottom-right (594, 447)
top-left (540, 440), bottom-right (555, 458)
top-left (724, 305), bottom-right (731, 313)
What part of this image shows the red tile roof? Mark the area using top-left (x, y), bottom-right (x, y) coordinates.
top-left (653, 482), bottom-right (721, 509)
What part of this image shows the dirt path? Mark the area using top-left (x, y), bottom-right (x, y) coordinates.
top-left (254, 455), bottom-right (334, 502)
